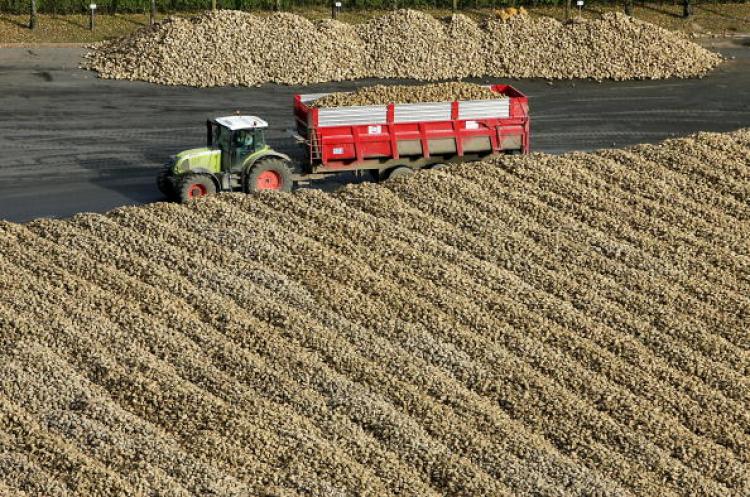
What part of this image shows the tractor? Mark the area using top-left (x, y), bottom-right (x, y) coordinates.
top-left (157, 115), bottom-right (294, 202)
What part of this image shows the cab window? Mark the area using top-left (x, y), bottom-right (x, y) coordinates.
top-left (213, 125), bottom-right (231, 150)
top-left (233, 130), bottom-right (254, 149)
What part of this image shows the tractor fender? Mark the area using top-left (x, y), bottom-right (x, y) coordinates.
top-left (241, 151), bottom-right (293, 183)
top-left (244, 151), bottom-right (292, 169)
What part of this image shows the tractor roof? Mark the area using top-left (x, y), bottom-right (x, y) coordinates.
top-left (213, 115), bottom-right (268, 130)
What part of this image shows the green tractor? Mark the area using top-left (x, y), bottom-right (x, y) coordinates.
top-left (157, 115), bottom-right (295, 202)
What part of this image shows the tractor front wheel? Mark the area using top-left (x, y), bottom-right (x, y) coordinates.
top-left (245, 159), bottom-right (293, 193)
top-left (178, 174), bottom-right (216, 203)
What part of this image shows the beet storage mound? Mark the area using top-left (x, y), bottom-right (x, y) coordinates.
top-left (84, 9), bottom-right (722, 87)
top-left (1, 130), bottom-right (749, 497)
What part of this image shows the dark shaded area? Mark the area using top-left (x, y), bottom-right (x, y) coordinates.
top-left (697, 4), bottom-right (750, 23)
top-left (75, 156), bottom-right (154, 203)
top-left (0, 42), bottom-right (748, 222)
top-left (638, 3), bottom-right (682, 18)
top-left (33, 70), bottom-right (52, 80)
top-left (55, 15), bottom-right (87, 29)
top-left (0, 15), bottom-right (26, 28)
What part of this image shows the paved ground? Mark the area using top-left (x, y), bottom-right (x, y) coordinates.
top-left (1, 39), bottom-right (749, 222)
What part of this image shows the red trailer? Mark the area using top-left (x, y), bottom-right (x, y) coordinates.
top-left (294, 84), bottom-right (529, 179)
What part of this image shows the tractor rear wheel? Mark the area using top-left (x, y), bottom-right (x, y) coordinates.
top-left (246, 158), bottom-right (293, 193)
top-left (178, 174), bottom-right (216, 203)
top-left (157, 164), bottom-right (177, 200)
top-left (386, 166), bottom-right (414, 181)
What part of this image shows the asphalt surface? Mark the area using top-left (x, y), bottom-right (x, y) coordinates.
top-left (1, 39), bottom-right (749, 222)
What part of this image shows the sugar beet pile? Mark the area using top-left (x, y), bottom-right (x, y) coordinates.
top-left (311, 82), bottom-right (502, 108)
top-left (85, 9), bottom-right (722, 86)
top-left (1, 129), bottom-right (749, 497)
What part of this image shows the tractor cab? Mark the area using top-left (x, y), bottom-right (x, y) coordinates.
top-left (158, 114), bottom-right (294, 202)
top-left (207, 115), bottom-right (269, 172)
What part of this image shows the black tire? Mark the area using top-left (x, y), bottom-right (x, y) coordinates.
top-left (245, 158), bottom-right (293, 193)
top-left (505, 149), bottom-right (522, 156)
top-left (386, 166), bottom-right (414, 181)
top-left (178, 174), bottom-right (216, 203)
top-left (365, 168), bottom-right (381, 183)
top-left (429, 163), bottom-right (449, 170)
top-left (157, 164), bottom-right (177, 200)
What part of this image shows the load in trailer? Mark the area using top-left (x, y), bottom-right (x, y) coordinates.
top-left (158, 84), bottom-right (529, 202)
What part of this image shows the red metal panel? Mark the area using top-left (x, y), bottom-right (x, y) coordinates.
top-left (325, 142), bottom-right (356, 161)
top-left (454, 120), bottom-right (464, 157)
top-left (417, 122), bottom-right (428, 158)
top-left (524, 115), bottom-right (531, 153)
top-left (384, 105), bottom-right (398, 161)
top-left (489, 127), bottom-right (499, 152)
top-left (361, 141), bottom-right (392, 159)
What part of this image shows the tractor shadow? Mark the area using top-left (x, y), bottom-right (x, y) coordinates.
top-left (76, 155), bottom-right (164, 204)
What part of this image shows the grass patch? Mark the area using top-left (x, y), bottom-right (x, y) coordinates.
top-left (1, 3), bottom-right (749, 44)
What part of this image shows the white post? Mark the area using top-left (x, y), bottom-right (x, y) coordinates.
top-left (89, 4), bottom-right (97, 31)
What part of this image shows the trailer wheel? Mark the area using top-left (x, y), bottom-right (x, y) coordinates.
top-left (365, 169), bottom-right (381, 183)
top-left (246, 158), bottom-right (293, 193)
top-left (386, 166), bottom-right (414, 181)
top-left (178, 174), bottom-right (216, 203)
top-left (157, 164), bottom-right (177, 200)
top-left (429, 163), bottom-right (449, 170)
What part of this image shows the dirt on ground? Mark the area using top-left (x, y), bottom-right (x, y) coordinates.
top-left (1, 129), bottom-right (748, 497)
